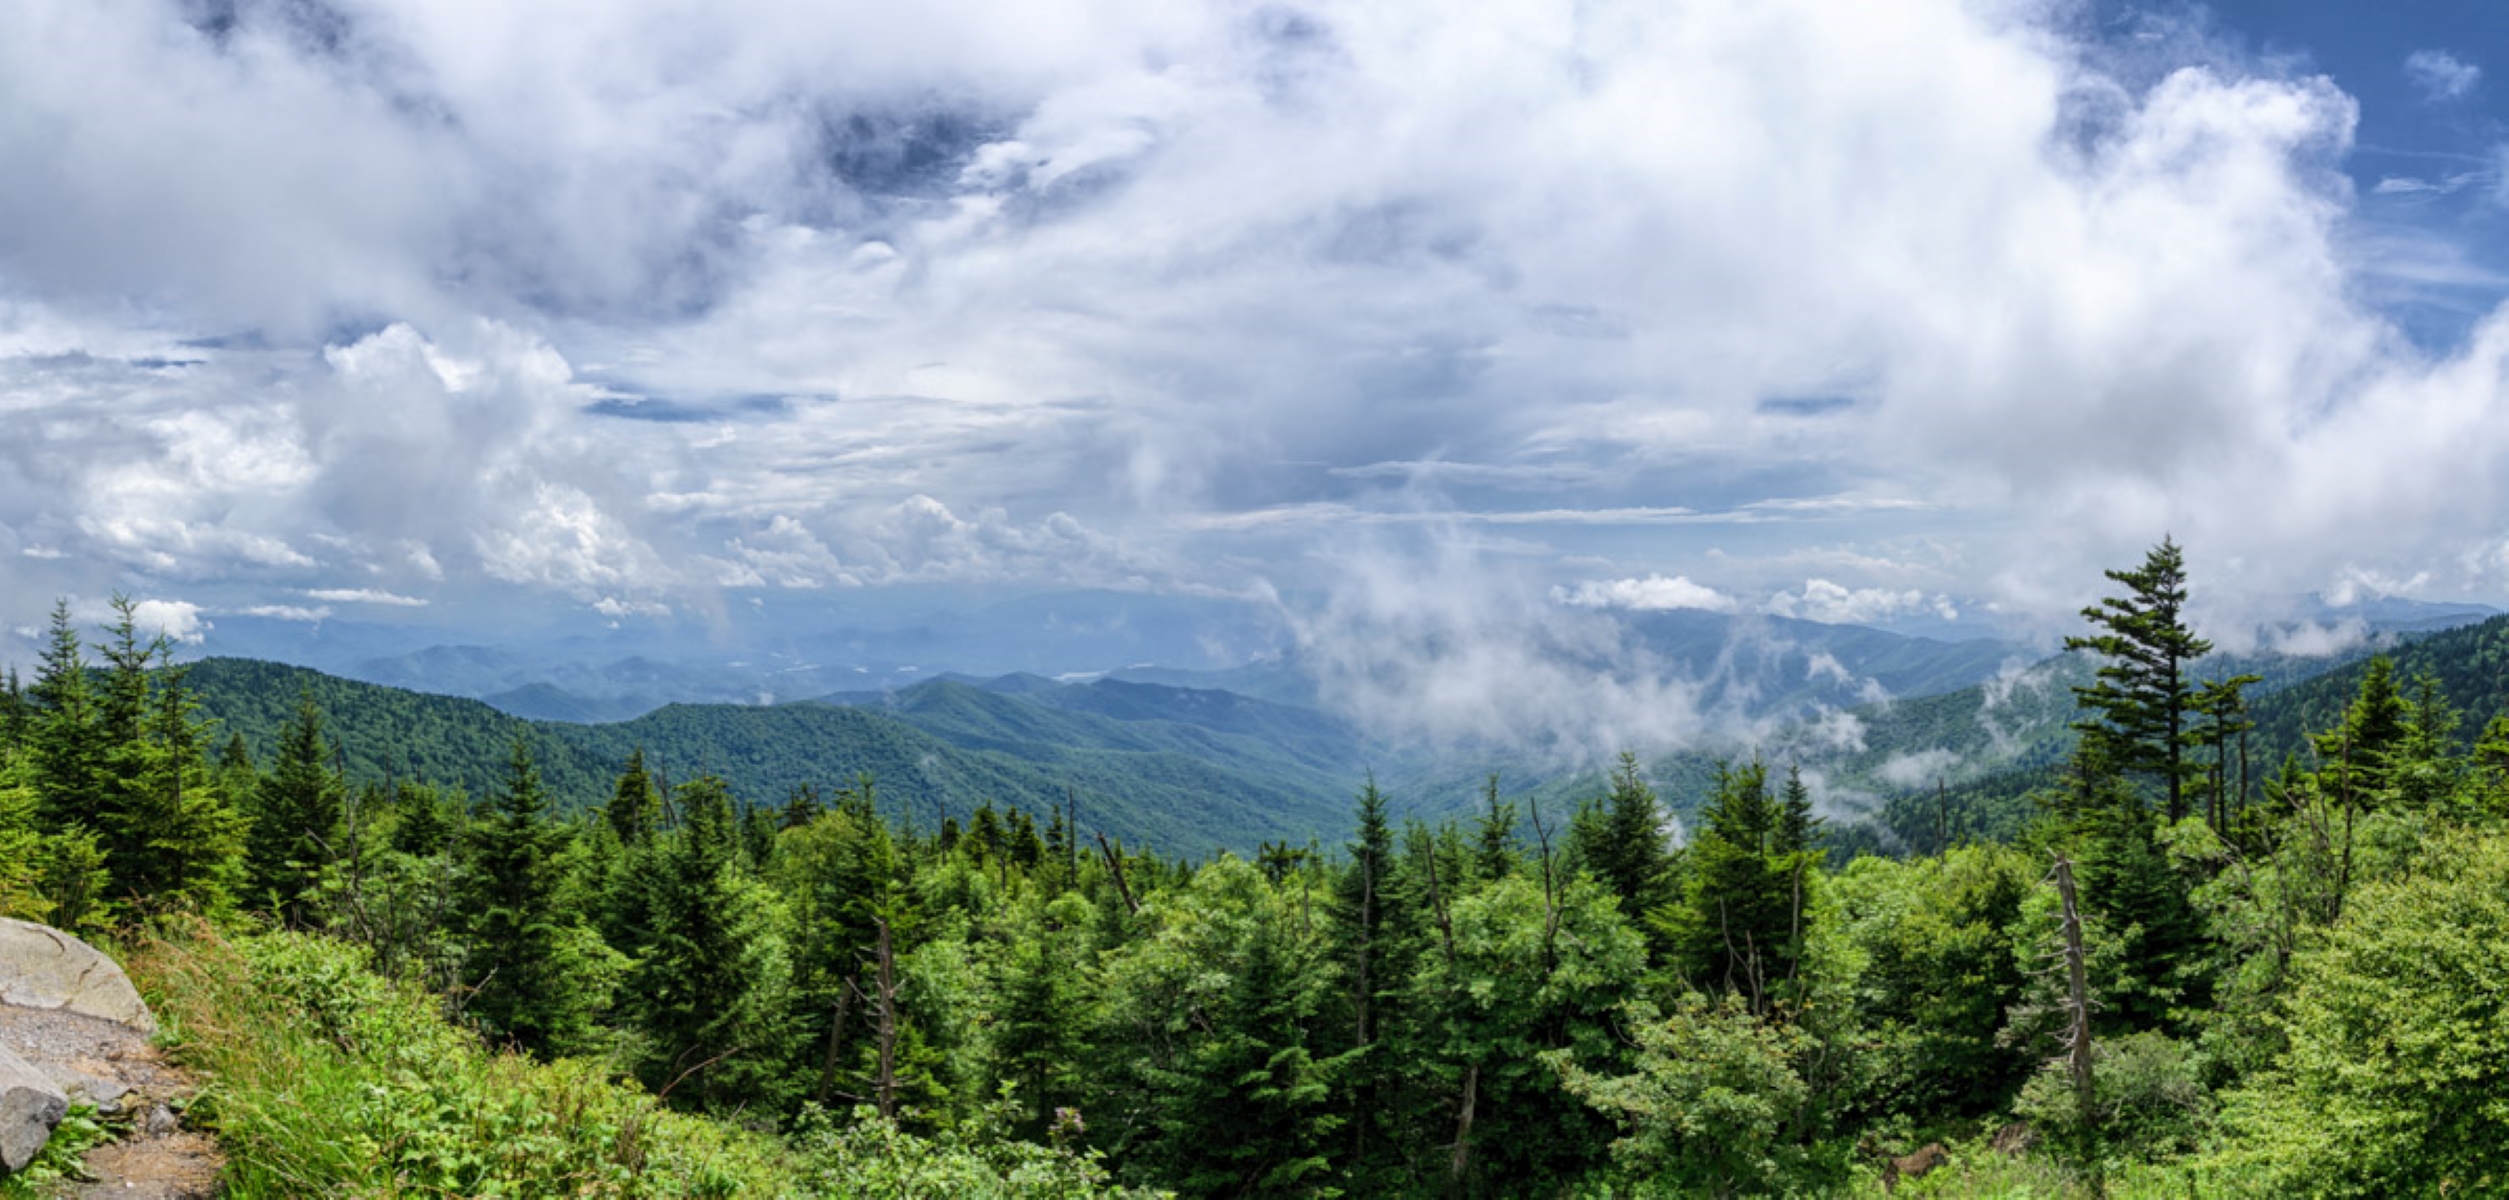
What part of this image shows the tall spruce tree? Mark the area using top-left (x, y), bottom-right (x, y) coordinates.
top-left (248, 692), bottom-right (345, 923)
top-left (122, 659), bottom-right (244, 908)
top-left (29, 600), bottom-right (104, 832)
top-left (626, 774), bottom-right (792, 1110)
top-left (2066, 537), bottom-right (2212, 822)
top-left (606, 747), bottom-right (662, 846)
top-left (459, 736), bottom-right (584, 1056)
top-left (1666, 762), bottom-right (1799, 1011)
top-left (1589, 752), bottom-right (1672, 921)
top-left (1473, 774), bottom-right (1518, 882)
top-left (2313, 656), bottom-right (2408, 807)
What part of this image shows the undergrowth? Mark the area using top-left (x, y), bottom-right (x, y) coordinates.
top-left (123, 920), bottom-right (1147, 1198)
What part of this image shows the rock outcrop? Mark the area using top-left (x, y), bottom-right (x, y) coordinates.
top-left (0, 1041), bottom-right (69, 1172)
top-left (0, 918), bottom-right (155, 1032)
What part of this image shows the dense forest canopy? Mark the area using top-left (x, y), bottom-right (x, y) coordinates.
top-left (7, 547), bottom-right (2509, 1196)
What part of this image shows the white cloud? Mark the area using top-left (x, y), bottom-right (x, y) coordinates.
top-left (1552, 574), bottom-right (1738, 612)
top-left (128, 598), bottom-right (207, 645)
top-left (1877, 748), bottom-right (1960, 789)
top-left (2, 0), bottom-right (2509, 686)
top-left (240, 604), bottom-right (333, 622)
top-left (2407, 50), bottom-right (2481, 102)
top-left (1766, 579), bottom-right (1955, 625)
top-left (305, 588), bottom-right (430, 607)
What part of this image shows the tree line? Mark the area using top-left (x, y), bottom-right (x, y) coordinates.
top-left (7, 547), bottom-right (2509, 1196)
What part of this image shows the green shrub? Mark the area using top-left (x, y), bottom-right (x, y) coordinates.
top-left (133, 921), bottom-right (794, 1197)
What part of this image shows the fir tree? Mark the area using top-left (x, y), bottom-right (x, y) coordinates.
top-left (626, 774), bottom-right (792, 1110)
top-left (2066, 537), bottom-right (2212, 822)
top-left (247, 692), bottom-right (344, 923)
top-left (459, 736), bottom-right (594, 1056)
top-left (121, 658), bottom-right (244, 908)
top-left (1665, 762), bottom-right (1798, 1011)
top-left (606, 748), bottom-right (662, 846)
top-left (30, 600), bottom-right (104, 832)
top-left (1588, 752), bottom-right (1672, 920)
top-left (1473, 773), bottom-right (1518, 882)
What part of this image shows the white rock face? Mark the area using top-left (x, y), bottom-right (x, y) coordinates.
top-left (0, 919), bottom-right (155, 1032)
top-left (0, 1041), bottom-right (68, 1172)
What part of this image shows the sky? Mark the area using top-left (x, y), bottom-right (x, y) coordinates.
top-left (8, 0), bottom-right (2509, 707)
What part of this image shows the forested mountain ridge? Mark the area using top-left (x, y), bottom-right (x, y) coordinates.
top-left (1843, 612), bottom-right (2509, 850)
top-left (181, 657), bottom-right (1359, 853)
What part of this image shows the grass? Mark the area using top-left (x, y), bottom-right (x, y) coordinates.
top-left (126, 918), bottom-right (799, 1198)
top-left (117, 919), bottom-right (1149, 1198)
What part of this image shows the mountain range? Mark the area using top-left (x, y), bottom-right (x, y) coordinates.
top-left (175, 597), bottom-right (2504, 857)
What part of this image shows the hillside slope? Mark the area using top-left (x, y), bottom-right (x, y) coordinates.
top-left (183, 658), bottom-right (1361, 854)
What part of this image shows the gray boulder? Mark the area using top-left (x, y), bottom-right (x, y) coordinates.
top-left (0, 919), bottom-right (154, 1032)
top-left (0, 1041), bottom-right (67, 1173)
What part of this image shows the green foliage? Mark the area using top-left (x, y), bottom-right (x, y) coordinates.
top-left (792, 1095), bottom-right (1157, 1199)
top-left (1663, 761), bottom-right (1812, 1011)
top-left (458, 736), bottom-right (617, 1057)
top-left (1547, 993), bottom-right (1819, 1199)
top-left (1095, 855), bottom-right (1355, 1195)
top-left (1834, 843), bottom-right (2036, 1118)
top-left (134, 921), bottom-right (795, 1198)
top-left (2212, 827), bottom-right (2509, 1196)
top-left (0, 1103), bottom-right (111, 1195)
top-left (2065, 536), bottom-right (2212, 822)
top-left (2014, 1030), bottom-right (2211, 1166)
top-left (0, 755), bottom-right (55, 921)
top-left (616, 775), bottom-right (796, 1111)
top-left (1583, 752), bottom-right (1673, 921)
top-left (247, 692), bottom-right (345, 923)
top-left (1409, 871), bottom-right (1649, 1191)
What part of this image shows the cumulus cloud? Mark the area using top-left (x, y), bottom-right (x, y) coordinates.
top-left (127, 598), bottom-right (208, 645)
top-left (1767, 580), bottom-right (1957, 626)
top-left (1552, 574), bottom-right (1738, 612)
top-left (4, 0), bottom-right (2509, 704)
top-left (2407, 50), bottom-right (2481, 103)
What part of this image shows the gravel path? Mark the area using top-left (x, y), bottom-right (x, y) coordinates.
top-left (0, 1003), bottom-right (219, 1198)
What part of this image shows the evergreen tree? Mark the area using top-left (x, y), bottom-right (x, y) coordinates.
top-left (2313, 655), bottom-right (2408, 808)
top-left (1777, 764), bottom-right (1819, 857)
top-left (247, 692), bottom-right (345, 923)
top-left (1588, 752), bottom-right (1672, 921)
top-left (606, 747), bottom-right (662, 846)
top-left (1328, 775), bottom-right (1400, 1180)
top-left (2071, 753), bottom-right (2205, 1032)
top-left (1665, 762), bottom-right (1799, 1011)
top-left (2191, 672), bottom-right (2261, 831)
top-left (1472, 773), bottom-right (1518, 882)
top-left (993, 892), bottom-right (1095, 1133)
top-left (0, 667), bottom-right (26, 755)
top-left (2393, 670), bottom-right (2463, 812)
top-left (458, 736), bottom-right (604, 1057)
top-left (2066, 537), bottom-right (2212, 822)
top-left (120, 658), bottom-right (244, 908)
top-left (29, 600), bottom-right (104, 832)
top-left (775, 776), bottom-right (903, 1111)
top-left (627, 774), bottom-right (793, 1110)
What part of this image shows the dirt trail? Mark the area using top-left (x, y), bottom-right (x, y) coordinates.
top-left (0, 1003), bottom-right (219, 1198)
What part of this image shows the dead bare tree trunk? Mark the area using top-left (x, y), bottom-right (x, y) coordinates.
top-left (873, 917), bottom-right (900, 1120)
top-left (815, 977), bottom-right (854, 1106)
top-left (1420, 836), bottom-right (1475, 1185)
top-left (2051, 853), bottom-right (2102, 1199)
top-left (1095, 831), bottom-right (1139, 915)
top-left (1527, 794), bottom-right (1560, 975)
